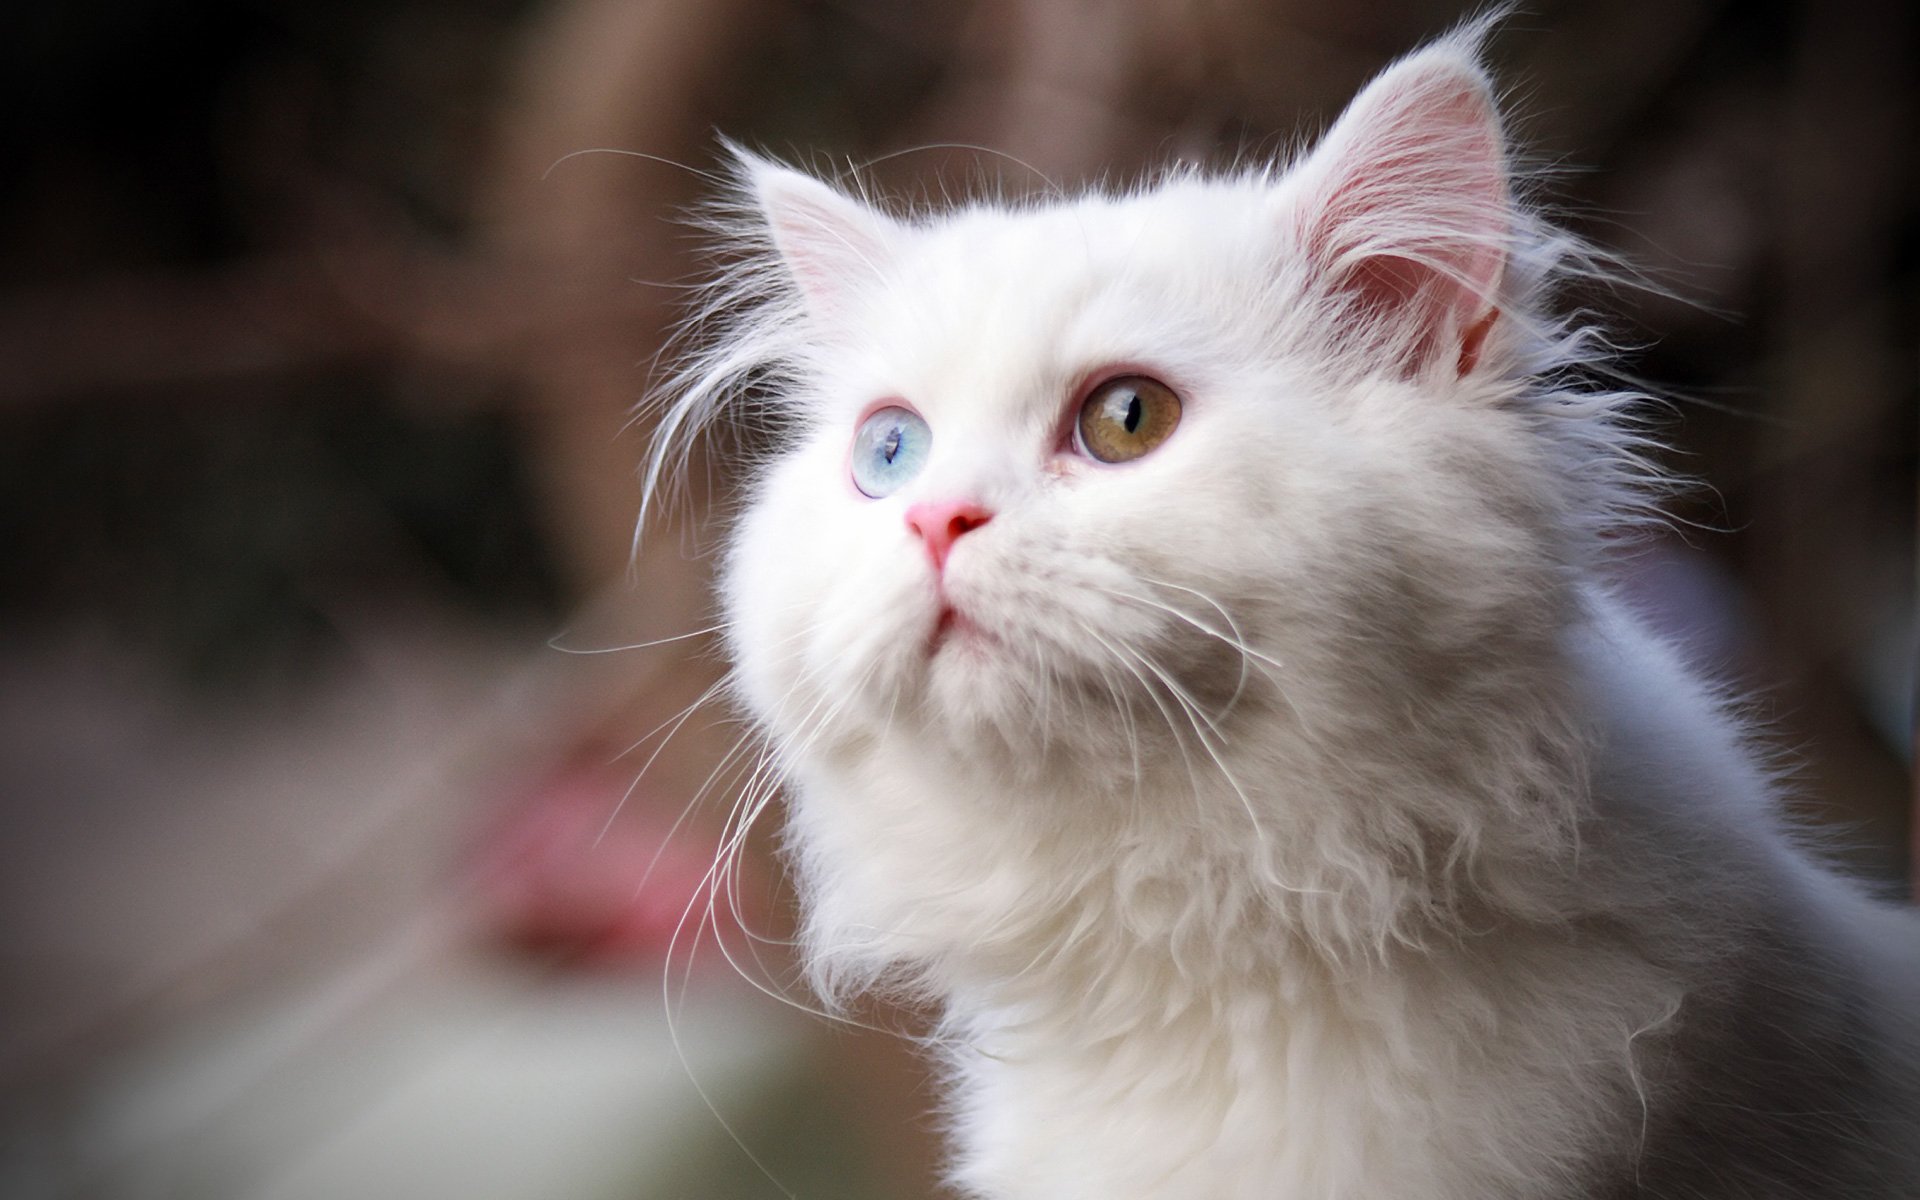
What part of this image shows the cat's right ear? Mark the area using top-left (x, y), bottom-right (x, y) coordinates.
top-left (735, 151), bottom-right (899, 318)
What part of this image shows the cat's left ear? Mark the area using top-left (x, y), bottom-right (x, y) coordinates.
top-left (737, 151), bottom-right (900, 319)
top-left (1290, 40), bottom-right (1511, 379)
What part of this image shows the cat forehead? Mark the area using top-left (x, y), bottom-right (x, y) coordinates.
top-left (837, 177), bottom-right (1286, 405)
top-left (912, 176), bottom-right (1279, 290)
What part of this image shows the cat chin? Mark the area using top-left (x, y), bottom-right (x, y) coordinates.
top-left (914, 650), bottom-right (1068, 757)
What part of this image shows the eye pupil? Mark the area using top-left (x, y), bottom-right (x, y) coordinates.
top-left (1076, 375), bottom-right (1180, 464)
top-left (850, 406), bottom-right (930, 498)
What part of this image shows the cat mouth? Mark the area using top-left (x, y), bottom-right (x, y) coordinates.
top-left (929, 603), bottom-right (990, 653)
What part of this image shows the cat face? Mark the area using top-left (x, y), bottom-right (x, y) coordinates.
top-left (731, 187), bottom-right (1290, 760)
top-left (709, 47), bottom-right (1572, 792)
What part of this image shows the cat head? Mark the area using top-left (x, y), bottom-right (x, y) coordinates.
top-left (654, 36), bottom-right (1649, 814)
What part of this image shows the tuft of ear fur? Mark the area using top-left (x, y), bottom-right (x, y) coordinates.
top-left (743, 152), bottom-right (900, 318)
top-left (1292, 38), bottom-right (1511, 378)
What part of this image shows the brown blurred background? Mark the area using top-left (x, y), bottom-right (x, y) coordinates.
top-left (0, 1), bottom-right (1912, 1197)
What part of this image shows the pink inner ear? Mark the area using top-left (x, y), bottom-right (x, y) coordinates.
top-left (1341, 254), bottom-right (1455, 374)
top-left (1302, 56), bottom-right (1510, 378)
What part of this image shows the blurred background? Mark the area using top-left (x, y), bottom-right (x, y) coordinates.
top-left (0, 0), bottom-right (1911, 1197)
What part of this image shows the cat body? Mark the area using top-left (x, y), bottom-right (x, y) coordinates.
top-left (658, 30), bottom-right (1920, 1199)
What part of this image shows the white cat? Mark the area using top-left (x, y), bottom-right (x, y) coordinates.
top-left (647, 28), bottom-right (1920, 1200)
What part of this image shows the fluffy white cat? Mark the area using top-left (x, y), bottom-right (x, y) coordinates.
top-left (647, 28), bottom-right (1920, 1200)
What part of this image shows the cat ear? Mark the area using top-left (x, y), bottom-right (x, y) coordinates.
top-left (738, 152), bottom-right (900, 318)
top-left (1292, 41), bottom-right (1511, 378)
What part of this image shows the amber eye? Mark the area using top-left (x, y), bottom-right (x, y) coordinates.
top-left (1076, 375), bottom-right (1181, 463)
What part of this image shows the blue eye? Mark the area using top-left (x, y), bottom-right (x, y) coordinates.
top-left (850, 406), bottom-right (930, 498)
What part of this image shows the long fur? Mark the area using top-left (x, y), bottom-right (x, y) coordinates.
top-left (646, 27), bottom-right (1920, 1200)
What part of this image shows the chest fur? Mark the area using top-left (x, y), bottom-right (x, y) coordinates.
top-left (940, 940), bottom-right (1665, 1200)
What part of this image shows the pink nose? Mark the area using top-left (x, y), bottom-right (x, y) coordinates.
top-left (904, 500), bottom-right (993, 571)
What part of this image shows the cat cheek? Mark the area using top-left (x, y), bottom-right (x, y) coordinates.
top-left (817, 578), bottom-right (947, 719)
top-left (731, 521), bottom-right (926, 731)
